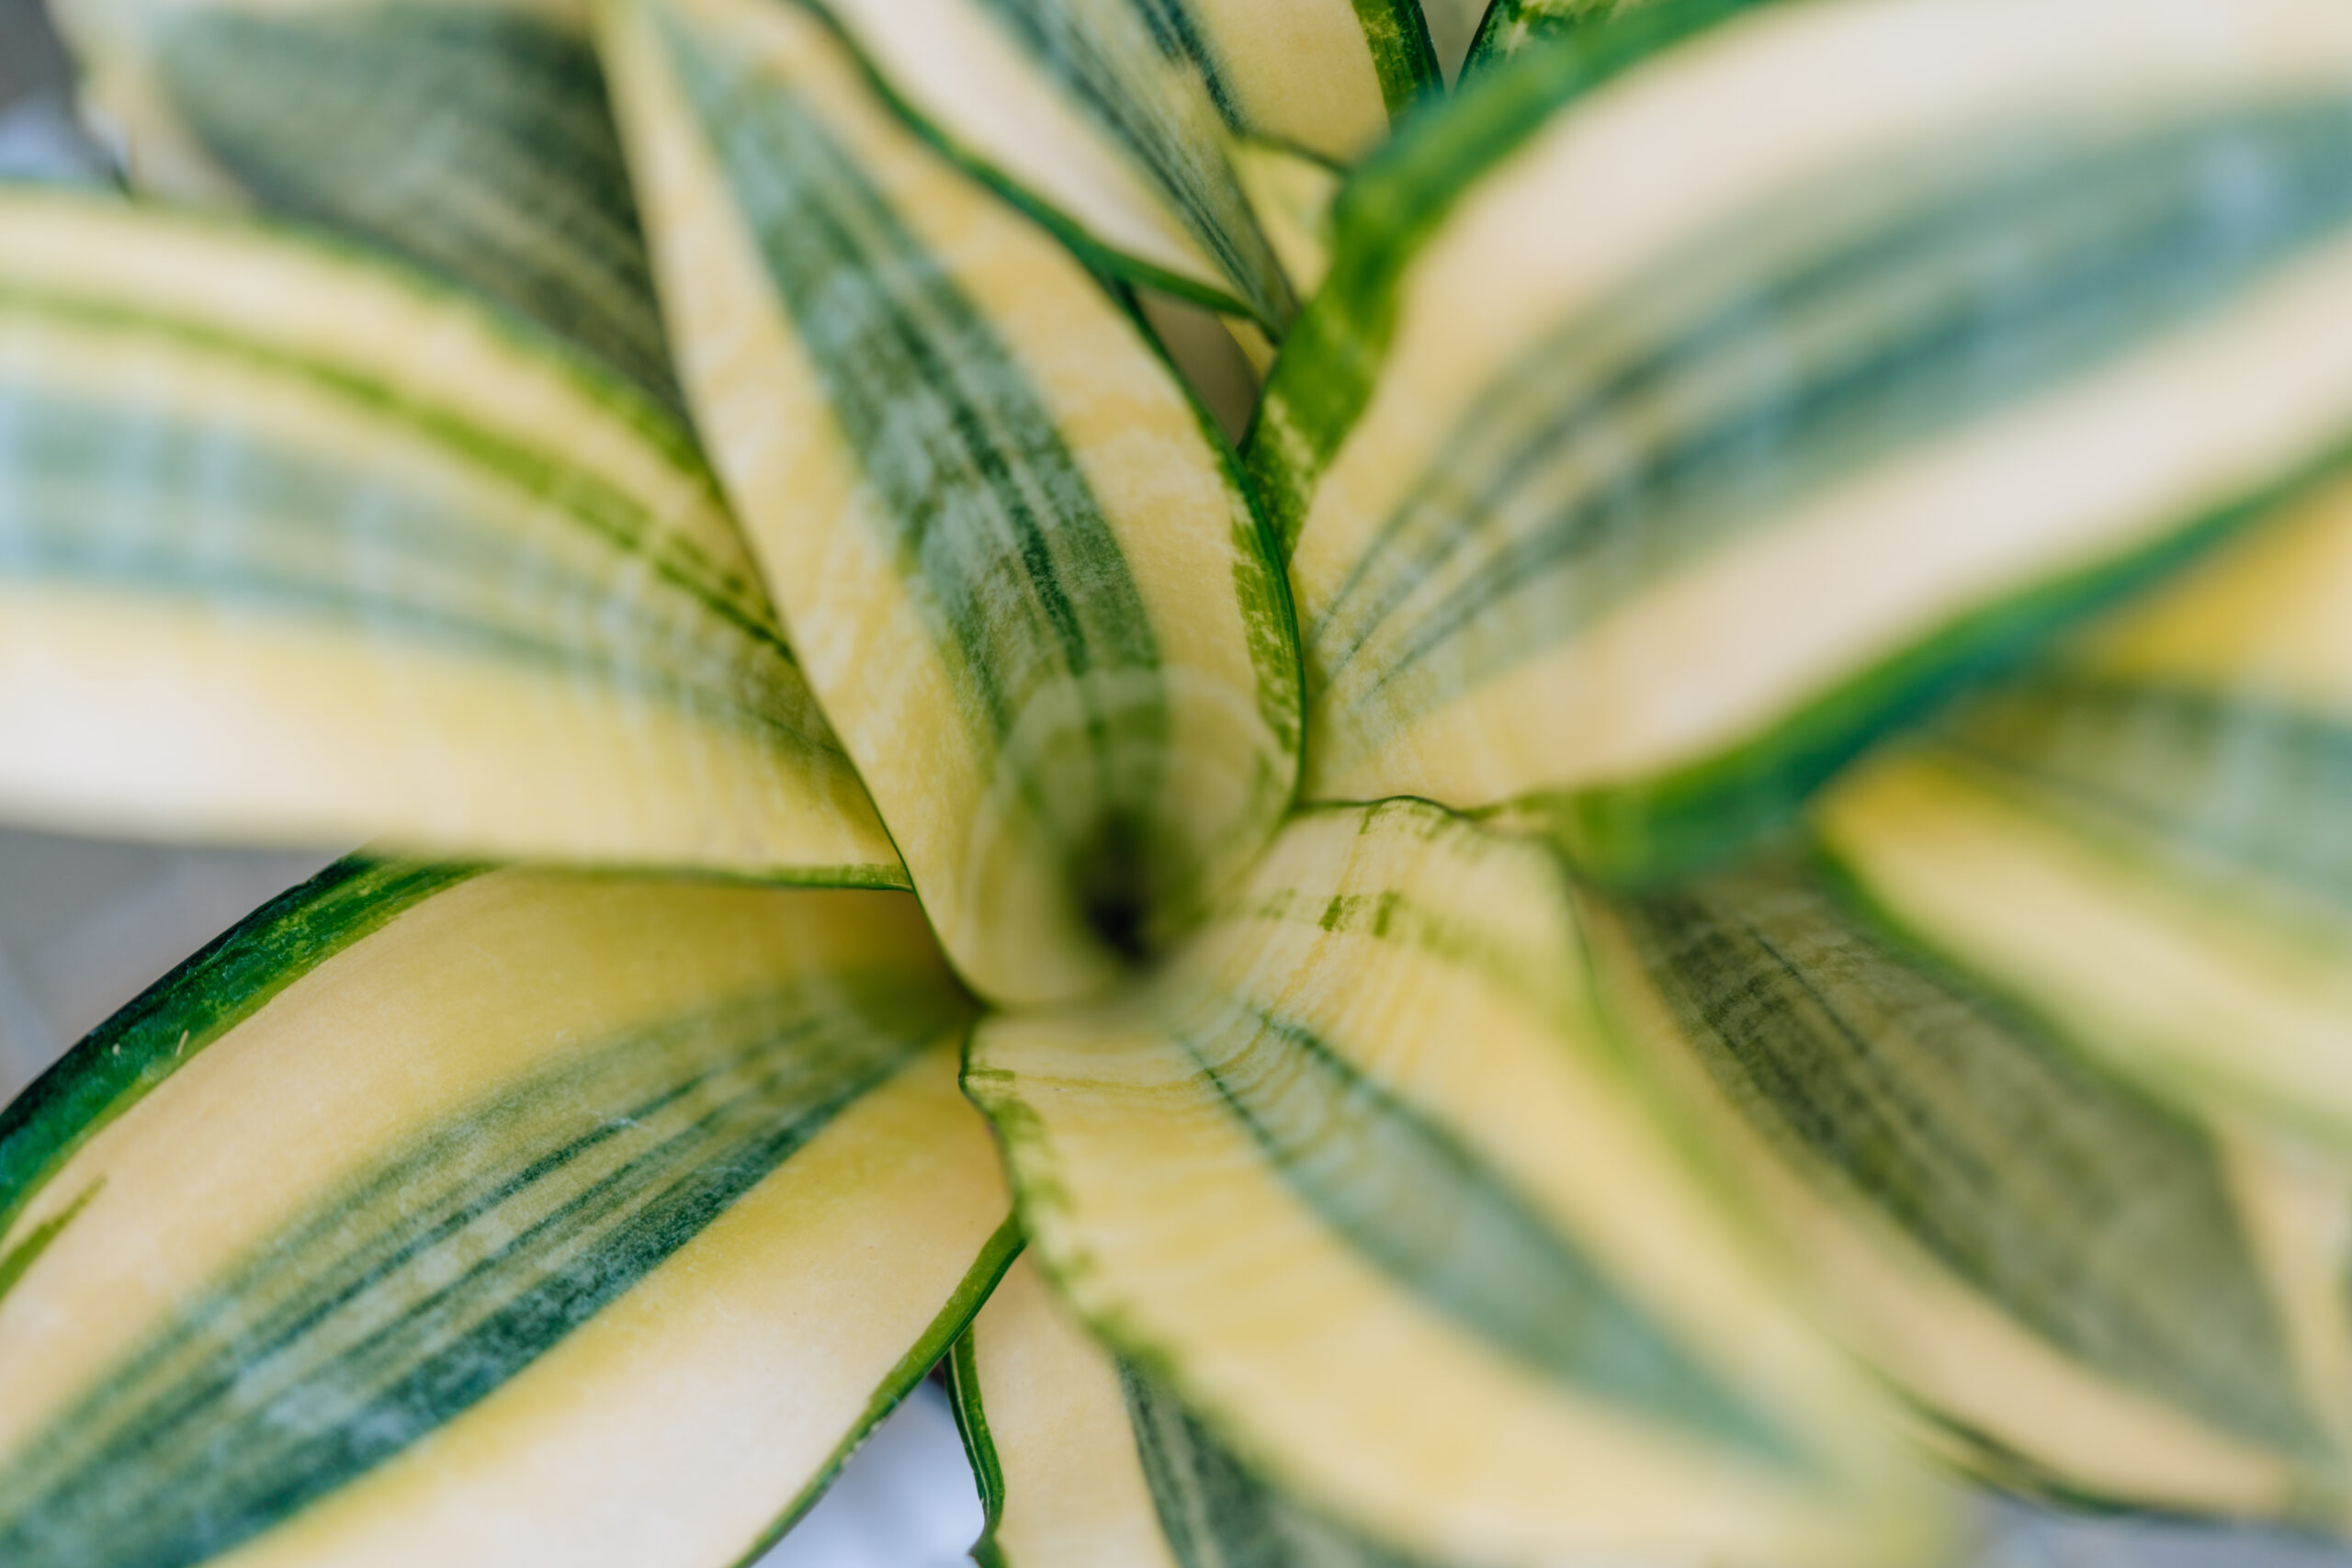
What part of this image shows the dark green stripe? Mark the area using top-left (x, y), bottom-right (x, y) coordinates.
top-left (1121, 1359), bottom-right (1430, 1568)
top-left (0, 380), bottom-right (827, 747)
top-left (1172, 1001), bottom-right (1811, 1473)
top-left (1607, 854), bottom-right (2325, 1456)
top-left (961, 0), bottom-right (1296, 326)
top-left (1929, 675), bottom-right (2352, 916)
top-left (0, 860), bottom-right (473, 1247)
top-left (0, 972), bottom-right (959, 1568)
top-left (665, 9), bottom-right (1210, 904)
top-left (1308, 101), bottom-right (2352, 718)
top-left (158, 3), bottom-right (683, 411)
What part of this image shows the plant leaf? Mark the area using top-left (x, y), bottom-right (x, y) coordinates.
top-left (1462, 0), bottom-right (1644, 75)
top-left (950, 1252), bottom-right (1447, 1568)
top-left (1816, 470), bottom-right (2352, 1157)
top-left (0, 862), bottom-right (1014, 1568)
top-left (0, 189), bottom-right (898, 881)
top-left (1253, 0), bottom-right (2352, 883)
top-left (599, 0), bottom-right (1302, 1005)
top-left (1231, 137), bottom-right (1342, 302)
top-left (1577, 849), bottom-right (2352, 1517)
top-left (966, 800), bottom-right (1940, 1567)
top-left (804, 0), bottom-right (1439, 326)
top-left (54, 0), bottom-right (681, 406)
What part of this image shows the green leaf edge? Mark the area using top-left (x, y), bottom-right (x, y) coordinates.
top-left (0, 857), bottom-right (481, 1253)
top-left (944, 1269), bottom-right (1017, 1568)
top-left (724, 1213), bottom-right (1023, 1568)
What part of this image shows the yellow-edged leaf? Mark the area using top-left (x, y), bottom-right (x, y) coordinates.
top-left (0, 862), bottom-right (1012, 1568)
top-left (1255, 0), bottom-right (2352, 882)
top-left (0, 188), bottom-right (897, 882)
top-left (967, 800), bottom-right (1942, 1568)
top-left (599, 0), bottom-right (1301, 1004)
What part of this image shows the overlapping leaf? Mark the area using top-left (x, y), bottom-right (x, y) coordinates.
top-left (1815, 470), bottom-right (2352, 1156)
top-left (0, 863), bottom-right (1013, 1568)
top-left (807, 0), bottom-right (1439, 325)
top-left (55, 0), bottom-right (682, 404)
top-left (1255, 0), bottom-right (2352, 883)
top-left (951, 1254), bottom-right (1443, 1568)
top-left (600, 0), bottom-right (1300, 1004)
top-left (967, 801), bottom-right (1940, 1566)
top-left (1578, 850), bottom-right (2352, 1517)
top-left (0, 190), bottom-right (895, 879)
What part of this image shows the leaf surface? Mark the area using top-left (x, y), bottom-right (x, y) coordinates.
top-left (967, 800), bottom-right (1938, 1567)
top-left (951, 1253), bottom-right (1446, 1568)
top-left (809, 0), bottom-right (1438, 324)
top-left (1817, 471), bottom-right (2352, 1157)
top-left (1579, 850), bottom-right (2352, 1517)
top-left (0, 863), bottom-right (1013, 1568)
top-left (1256, 0), bottom-right (2352, 881)
top-left (601, 0), bottom-right (1301, 1003)
top-left (56, 0), bottom-right (681, 404)
top-left (0, 191), bottom-right (897, 881)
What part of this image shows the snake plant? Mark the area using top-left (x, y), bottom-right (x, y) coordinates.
top-left (6, 0), bottom-right (2352, 1562)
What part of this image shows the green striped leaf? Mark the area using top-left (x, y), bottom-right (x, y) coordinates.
top-left (56, 0), bottom-right (681, 405)
top-left (1252, 0), bottom-right (2352, 884)
top-left (600, 0), bottom-right (1301, 1005)
top-left (0, 189), bottom-right (896, 881)
top-left (805, 0), bottom-right (1440, 326)
top-left (966, 800), bottom-right (1940, 1567)
top-left (0, 862), bottom-right (1015, 1568)
top-left (950, 1253), bottom-right (1442, 1568)
top-left (1816, 471), bottom-right (2352, 1156)
top-left (1577, 850), bottom-right (2352, 1517)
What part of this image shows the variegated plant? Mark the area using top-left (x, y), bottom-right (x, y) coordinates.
top-left (6, 0), bottom-right (2352, 1563)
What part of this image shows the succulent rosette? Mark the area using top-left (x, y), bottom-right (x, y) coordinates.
top-left (6, 0), bottom-right (2352, 1563)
